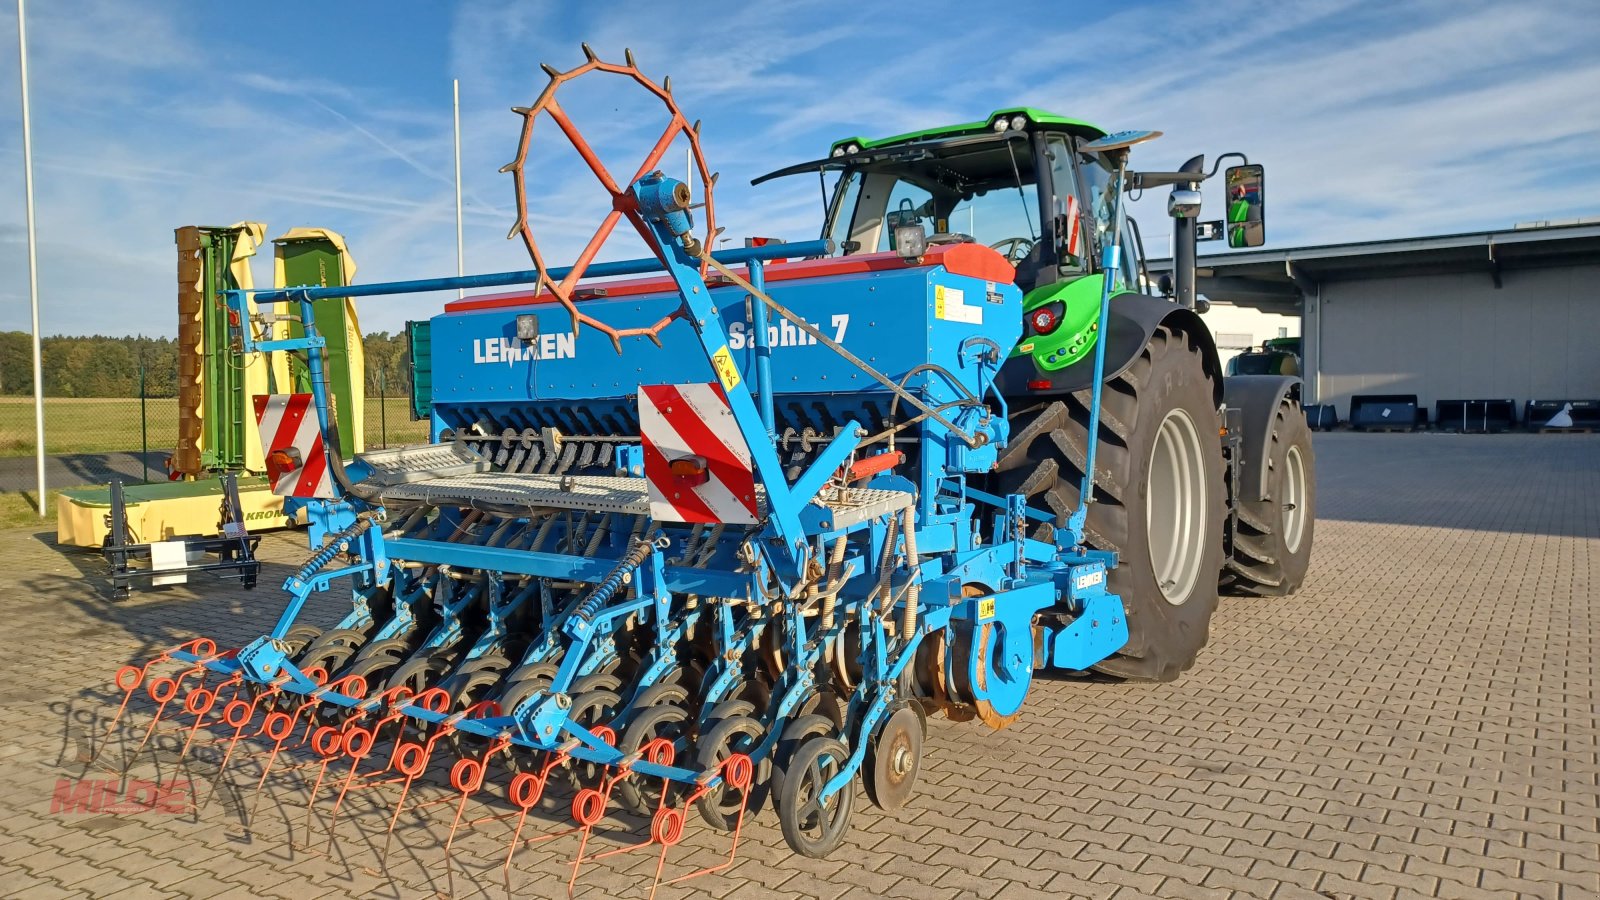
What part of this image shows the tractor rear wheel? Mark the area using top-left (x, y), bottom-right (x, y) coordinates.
top-left (996, 324), bottom-right (1225, 681)
top-left (1222, 396), bottom-right (1315, 596)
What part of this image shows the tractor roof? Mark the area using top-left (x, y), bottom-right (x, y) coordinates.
top-left (827, 108), bottom-right (1105, 155)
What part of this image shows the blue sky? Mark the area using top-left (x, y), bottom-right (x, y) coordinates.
top-left (0, 0), bottom-right (1597, 338)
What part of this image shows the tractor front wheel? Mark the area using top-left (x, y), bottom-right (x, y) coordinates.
top-left (996, 324), bottom-right (1225, 681)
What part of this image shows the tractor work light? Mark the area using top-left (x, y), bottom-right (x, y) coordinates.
top-left (832, 146), bottom-right (846, 157)
top-left (845, 143), bottom-right (860, 154)
top-left (894, 223), bottom-right (927, 262)
top-left (1009, 114), bottom-right (1027, 131)
top-left (992, 118), bottom-right (1009, 132)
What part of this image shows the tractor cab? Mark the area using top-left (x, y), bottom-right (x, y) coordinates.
top-left (754, 109), bottom-right (1152, 374)
top-left (755, 109), bottom-right (1136, 294)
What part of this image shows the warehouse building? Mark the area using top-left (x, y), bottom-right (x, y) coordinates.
top-left (1153, 219), bottom-right (1600, 425)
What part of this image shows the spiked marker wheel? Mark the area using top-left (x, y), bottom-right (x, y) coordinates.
top-left (502, 43), bottom-right (719, 352)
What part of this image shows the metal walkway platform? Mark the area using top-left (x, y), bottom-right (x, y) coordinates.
top-left (369, 459), bottom-right (912, 529)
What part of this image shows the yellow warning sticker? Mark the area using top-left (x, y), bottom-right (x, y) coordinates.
top-left (934, 284), bottom-right (982, 325)
top-left (711, 345), bottom-right (741, 391)
top-left (977, 597), bottom-right (996, 620)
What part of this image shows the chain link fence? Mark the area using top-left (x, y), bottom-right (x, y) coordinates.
top-left (0, 364), bottom-right (429, 497)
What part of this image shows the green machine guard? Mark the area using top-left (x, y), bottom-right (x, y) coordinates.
top-left (275, 228), bottom-right (366, 456)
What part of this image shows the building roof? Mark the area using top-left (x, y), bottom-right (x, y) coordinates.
top-left (1148, 220), bottom-right (1600, 312)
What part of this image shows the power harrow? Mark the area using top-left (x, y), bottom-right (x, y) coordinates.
top-left (99, 48), bottom-right (1133, 893)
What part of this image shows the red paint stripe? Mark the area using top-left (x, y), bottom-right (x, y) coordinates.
top-left (270, 395), bottom-right (312, 452)
top-left (655, 385), bottom-right (758, 518)
top-left (292, 416), bottom-right (329, 497)
top-left (443, 243), bottom-right (1016, 314)
top-left (640, 430), bottom-right (717, 523)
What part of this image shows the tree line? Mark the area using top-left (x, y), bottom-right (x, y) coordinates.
top-left (0, 330), bottom-right (416, 398)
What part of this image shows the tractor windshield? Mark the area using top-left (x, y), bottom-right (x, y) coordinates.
top-left (758, 130), bottom-right (1043, 262)
top-left (809, 133), bottom-right (1042, 262)
top-left (826, 169), bottom-right (1039, 258)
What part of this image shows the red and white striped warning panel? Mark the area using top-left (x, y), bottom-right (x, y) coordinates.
top-left (639, 384), bottom-right (758, 525)
top-left (253, 393), bottom-right (336, 499)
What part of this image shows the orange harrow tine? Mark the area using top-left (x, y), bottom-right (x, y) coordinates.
top-left (376, 702), bottom-right (459, 871)
top-left (322, 721), bottom-right (381, 856)
top-left (567, 735), bottom-right (683, 898)
top-left (240, 668), bottom-right (337, 818)
top-left (659, 754), bottom-right (754, 893)
top-left (197, 674), bottom-right (290, 812)
top-left (565, 725), bottom-right (620, 899)
top-left (300, 723), bottom-right (349, 848)
top-left (130, 673), bottom-right (189, 757)
top-left (94, 638), bottom-right (222, 767)
top-left (577, 736), bottom-right (676, 864)
top-left (295, 675), bottom-right (371, 846)
top-left (441, 739), bottom-right (504, 900)
top-left (501, 749), bottom-right (577, 900)
top-left (173, 675), bottom-right (230, 763)
top-left (320, 685), bottom-right (416, 855)
top-left (245, 703), bottom-right (306, 825)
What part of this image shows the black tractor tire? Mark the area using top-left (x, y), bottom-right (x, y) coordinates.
top-left (1222, 396), bottom-right (1315, 596)
top-left (995, 324), bottom-right (1226, 682)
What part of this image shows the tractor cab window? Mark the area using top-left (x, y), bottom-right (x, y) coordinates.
top-left (875, 180), bottom-right (936, 252)
top-left (947, 183), bottom-right (1039, 264)
top-left (825, 171), bottom-right (864, 252)
top-left (1045, 135), bottom-right (1088, 271)
top-left (828, 134), bottom-right (1041, 260)
top-left (1079, 151), bottom-right (1117, 266)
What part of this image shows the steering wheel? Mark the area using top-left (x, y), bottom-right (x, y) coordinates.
top-left (989, 237), bottom-right (1034, 264)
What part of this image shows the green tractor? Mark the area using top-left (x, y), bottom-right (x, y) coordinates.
top-left (1227, 336), bottom-right (1303, 377)
top-left (756, 108), bottom-right (1315, 681)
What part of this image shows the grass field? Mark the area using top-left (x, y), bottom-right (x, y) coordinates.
top-left (0, 397), bottom-right (428, 458)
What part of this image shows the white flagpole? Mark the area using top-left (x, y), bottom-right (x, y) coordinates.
top-left (453, 79), bottom-right (464, 299)
top-left (16, 0), bottom-right (45, 516)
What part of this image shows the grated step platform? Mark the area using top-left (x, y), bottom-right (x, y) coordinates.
top-left (356, 442), bottom-right (490, 486)
top-left (375, 470), bottom-right (911, 528)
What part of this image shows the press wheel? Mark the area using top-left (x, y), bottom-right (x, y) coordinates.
top-left (777, 735), bottom-right (854, 859)
top-left (694, 714), bottom-right (769, 831)
top-left (617, 700), bottom-right (692, 815)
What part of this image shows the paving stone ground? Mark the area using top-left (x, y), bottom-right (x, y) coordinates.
top-left (0, 432), bottom-right (1594, 900)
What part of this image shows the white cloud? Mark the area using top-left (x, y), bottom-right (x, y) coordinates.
top-left (0, 0), bottom-right (1595, 340)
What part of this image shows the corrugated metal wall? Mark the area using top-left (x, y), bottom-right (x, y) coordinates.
top-left (1305, 263), bottom-right (1600, 418)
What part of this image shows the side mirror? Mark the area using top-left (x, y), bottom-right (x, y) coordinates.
top-left (1224, 164), bottom-right (1265, 248)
